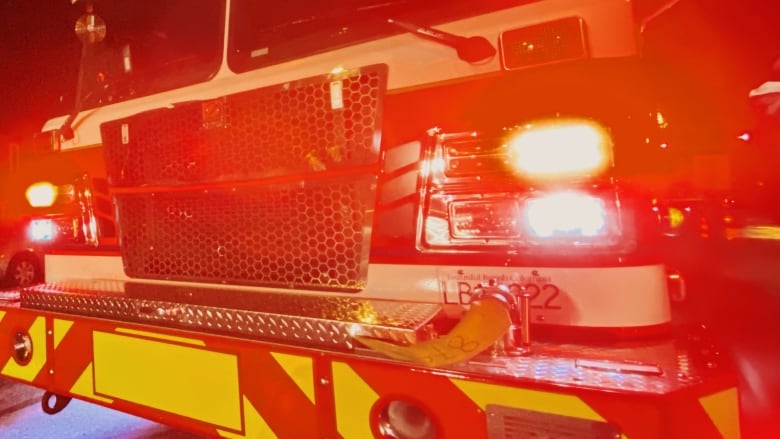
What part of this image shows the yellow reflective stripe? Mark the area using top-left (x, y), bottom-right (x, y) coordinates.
top-left (70, 362), bottom-right (113, 403)
top-left (699, 387), bottom-right (741, 439)
top-left (453, 378), bottom-right (605, 421)
top-left (53, 319), bottom-right (74, 350)
top-left (218, 396), bottom-right (277, 439)
top-left (115, 327), bottom-right (206, 346)
top-left (270, 352), bottom-right (315, 404)
top-left (332, 362), bottom-right (378, 439)
top-left (1, 316), bottom-right (47, 382)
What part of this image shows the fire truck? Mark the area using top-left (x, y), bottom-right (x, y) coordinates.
top-left (0, 0), bottom-right (741, 437)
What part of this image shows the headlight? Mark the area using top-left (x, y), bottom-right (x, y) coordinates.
top-left (525, 192), bottom-right (606, 238)
top-left (420, 128), bottom-right (622, 252)
top-left (506, 119), bottom-right (613, 181)
top-left (25, 182), bottom-right (76, 208)
top-left (25, 182), bottom-right (58, 207)
top-left (29, 219), bottom-right (56, 241)
top-left (423, 191), bottom-right (620, 248)
top-left (450, 199), bottom-right (521, 239)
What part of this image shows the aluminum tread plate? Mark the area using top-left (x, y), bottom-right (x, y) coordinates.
top-left (21, 279), bottom-right (438, 350)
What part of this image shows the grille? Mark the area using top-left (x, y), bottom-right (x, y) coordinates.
top-left (101, 64), bottom-right (388, 290)
top-left (486, 405), bottom-right (621, 439)
top-left (102, 66), bottom-right (387, 187)
top-left (116, 177), bottom-right (373, 290)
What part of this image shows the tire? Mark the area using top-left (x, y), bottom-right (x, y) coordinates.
top-left (5, 254), bottom-right (42, 288)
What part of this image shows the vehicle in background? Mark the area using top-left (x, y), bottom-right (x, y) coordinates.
top-left (0, 219), bottom-right (45, 288)
top-left (0, 134), bottom-right (82, 288)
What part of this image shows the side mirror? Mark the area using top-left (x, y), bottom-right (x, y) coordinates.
top-left (749, 83), bottom-right (780, 118)
top-left (748, 57), bottom-right (780, 119)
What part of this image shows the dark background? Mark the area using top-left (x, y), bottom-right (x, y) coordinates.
top-left (1, 0), bottom-right (82, 138)
top-left (0, 0), bottom-right (778, 142)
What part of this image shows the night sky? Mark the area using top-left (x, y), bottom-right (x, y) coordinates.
top-left (0, 0), bottom-right (81, 139)
top-left (0, 0), bottom-right (777, 142)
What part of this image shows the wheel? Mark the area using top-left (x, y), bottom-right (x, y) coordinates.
top-left (5, 254), bottom-right (42, 287)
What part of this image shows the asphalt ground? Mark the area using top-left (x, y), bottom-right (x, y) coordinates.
top-left (0, 378), bottom-right (42, 418)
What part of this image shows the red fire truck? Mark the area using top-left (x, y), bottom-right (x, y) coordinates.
top-left (1, 0), bottom-right (740, 437)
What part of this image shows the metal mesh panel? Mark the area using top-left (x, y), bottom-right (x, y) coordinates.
top-left (116, 176), bottom-right (373, 290)
top-left (102, 65), bottom-right (387, 187)
top-left (101, 64), bottom-right (387, 289)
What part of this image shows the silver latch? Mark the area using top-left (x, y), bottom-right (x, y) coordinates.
top-left (473, 280), bottom-right (532, 357)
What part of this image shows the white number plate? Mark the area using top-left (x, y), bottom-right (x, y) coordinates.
top-left (438, 269), bottom-right (566, 320)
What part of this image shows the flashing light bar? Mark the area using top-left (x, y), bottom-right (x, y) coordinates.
top-left (507, 119), bottom-right (613, 181)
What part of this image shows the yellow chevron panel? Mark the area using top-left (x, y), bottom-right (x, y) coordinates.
top-left (452, 378), bottom-right (605, 421)
top-left (699, 387), bottom-right (740, 439)
top-left (54, 319), bottom-right (74, 350)
top-left (2, 316), bottom-right (47, 383)
top-left (271, 352), bottom-right (315, 404)
top-left (218, 396), bottom-right (277, 439)
top-left (453, 379), bottom-right (631, 439)
top-left (332, 362), bottom-right (379, 439)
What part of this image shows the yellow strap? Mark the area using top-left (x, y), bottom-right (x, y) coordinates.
top-left (356, 298), bottom-right (512, 367)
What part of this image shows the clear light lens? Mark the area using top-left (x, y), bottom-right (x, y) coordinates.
top-left (525, 192), bottom-right (607, 238)
top-left (508, 120), bottom-right (612, 180)
top-left (424, 216), bottom-right (451, 245)
top-left (420, 156), bottom-right (446, 178)
top-left (377, 400), bottom-right (436, 439)
top-left (25, 182), bottom-right (58, 207)
top-left (450, 200), bottom-right (521, 238)
top-left (29, 219), bottom-right (56, 241)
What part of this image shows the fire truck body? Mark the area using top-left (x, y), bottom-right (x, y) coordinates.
top-left (0, 0), bottom-right (740, 437)
top-left (39, 0), bottom-right (667, 330)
